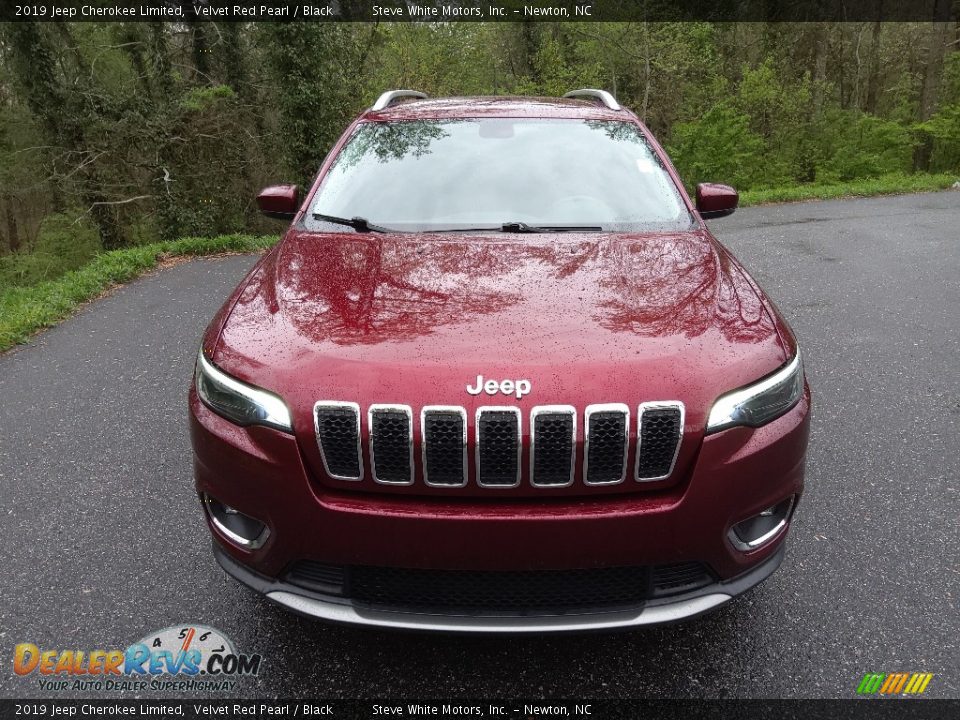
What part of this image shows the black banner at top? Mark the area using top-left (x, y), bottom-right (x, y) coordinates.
top-left (1, 0), bottom-right (958, 23)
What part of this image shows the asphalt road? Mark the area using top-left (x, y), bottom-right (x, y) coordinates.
top-left (1, 192), bottom-right (958, 700)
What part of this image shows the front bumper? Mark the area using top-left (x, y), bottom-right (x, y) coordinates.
top-left (190, 385), bottom-right (809, 629)
top-left (214, 540), bottom-right (786, 633)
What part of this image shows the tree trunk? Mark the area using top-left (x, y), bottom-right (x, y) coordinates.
top-left (913, 0), bottom-right (953, 171)
top-left (148, 23), bottom-right (174, 99)
top-left (812, 23), bottom-right (829, 118)
top-left (223, 23), bottom-right (247, 94)
top-left (521, 21), bottom-right (540, 83)
top-left (4, 197), bottom-right (21, 254)
top-left (864, 18), bottom-right (883, 114)
top-left (839, 25), bottom-right (852, 109)
top-left (188, 19), bottom-right (210, 80)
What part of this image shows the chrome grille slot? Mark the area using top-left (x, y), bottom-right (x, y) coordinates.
top-left (369, 404), bottom-right (413, 485)
top-left (530, 406), bottom-right (576, 487)
top-left (313, 402), bottom-right (362, 480)
top-left (636, 402), bottom-right (684, 481)
top-left (421, 406), bottom-right (467, 487)
top-left (476, 407), bottom-right (521, 487)
top-left (584, 404), bottom-right (629, 485)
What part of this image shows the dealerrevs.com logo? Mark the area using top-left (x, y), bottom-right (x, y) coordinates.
top-left (13, 625), bottom-right (262, 693)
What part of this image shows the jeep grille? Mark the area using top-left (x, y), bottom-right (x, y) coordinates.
top-left (311, 401), bottom-right (684, 490)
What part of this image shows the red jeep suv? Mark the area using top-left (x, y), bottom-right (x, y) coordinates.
top-left (190, 89), bottom-right (810, 632)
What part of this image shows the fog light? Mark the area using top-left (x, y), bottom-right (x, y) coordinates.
top-left (729, 496), bottom-right (794, 551)
top-left (202, 494), bottom-right (269, 549)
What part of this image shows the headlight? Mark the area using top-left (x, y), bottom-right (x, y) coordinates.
top-left (706, 351), bottom-right (804, 433)
top-left (195, 350), bottom-right (293, 432)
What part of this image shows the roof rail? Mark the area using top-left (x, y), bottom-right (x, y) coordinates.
top-left (562, 89), bottom-right (621, 111)
top-left (371, 90), bottom-right (429, 111)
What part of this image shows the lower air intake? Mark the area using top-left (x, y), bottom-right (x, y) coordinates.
top-left (285, 560), bottom-right (715, 612)
top-left (286, 562), bottom-right (345, 595)
top-left (651, 561), bottom-right (713, 597)
top-left (349, 565), bottom-right (651, 611)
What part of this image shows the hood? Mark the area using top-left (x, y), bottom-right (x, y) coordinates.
top-left (212, 230), bottom-right (792, 494)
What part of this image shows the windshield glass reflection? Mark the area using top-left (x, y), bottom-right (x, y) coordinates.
top-left (309, 119), bottom-right (693, 233)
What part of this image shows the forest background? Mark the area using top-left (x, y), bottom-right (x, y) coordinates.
top-left (0, 20), bottom-right (958, 291)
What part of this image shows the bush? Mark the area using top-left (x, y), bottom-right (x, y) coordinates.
top-left (922, 104), bottom-right (960, 172)
top-left (0, 210), bottom-right (101, 288)
top-left (818, 111), bottom-right (914, 182)
top-left (667, 104), bottom-right (766, 189)
top-left (180, 84), bottom-right (237, 112)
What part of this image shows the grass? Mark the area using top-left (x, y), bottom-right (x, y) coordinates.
top-left (739, 172), bottom-right (957, 206)
top-left (0, 234), bottom-right (278, 352)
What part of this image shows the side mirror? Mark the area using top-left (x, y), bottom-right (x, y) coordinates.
top-left (696, 183), bottom-right (738, 220)
top-left (256, 185), bottom-right (299, 220)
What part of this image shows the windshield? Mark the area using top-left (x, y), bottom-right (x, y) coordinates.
top-left (308, 119), bottom-right (694, 233)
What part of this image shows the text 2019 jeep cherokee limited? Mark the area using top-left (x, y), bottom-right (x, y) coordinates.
top-left (190, 89), bottom-right (810, 632)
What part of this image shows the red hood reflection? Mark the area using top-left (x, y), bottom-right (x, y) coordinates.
top-left (210, 229), bottom-right (793, 483)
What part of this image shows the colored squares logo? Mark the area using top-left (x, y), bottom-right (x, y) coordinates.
top-left (857, 673), bottom-right (933, 695)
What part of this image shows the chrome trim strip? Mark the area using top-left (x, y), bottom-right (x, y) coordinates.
top-left (267, 590), bottom-right (730, 633)
top-left (368, 404), bottom-right (414, 486)
top-left (635, 401), bottom-right (686, 482)
top-left (475, 406), bottom-right (522, 489)
top-left (313, 401), bottom-right (363, 481)
top-left (371, 89), bottom-right (428, 111)
top-left (562, 88), bottom-right (621, 111)
top-left (529, 405), bottom-right (577, 488)
top-left (420, 406), bottom-right (468, 488)
top-left (583, 403), bottom-right (630, 486)
top-left (202, 495), bottom-right (270, 550)
top-left (728, 496), bottom-right (795, 552)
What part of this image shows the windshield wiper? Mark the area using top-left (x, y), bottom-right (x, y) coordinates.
top-left (422, 222), bottom-right (604, 234)
top-left (501, 222), bottom-right (603, 233)
top-left (312, 212), bottom-right (395, 233)
top-left (501, 221), bottom-right (543, 233)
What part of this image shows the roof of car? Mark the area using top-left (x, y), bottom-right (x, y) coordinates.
top-left (362, 96), bottom-right (631, 122)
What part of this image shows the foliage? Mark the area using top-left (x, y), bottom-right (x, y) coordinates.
top-left (260, 24), bottom-right (372, 186)
top-left (0, 20), bottom-right (957, 271)
top-left (0, 210), bottom-right (101, 288)
top-left (0, 234), bottom-right (278, 351)
top-left (180, 84), bottom-right (237, 112)
top-left (668, 105), bottom-right (765, 189)
top-left (921, 70), bottom-right (960, 174)
top-left (739, 173), bottom-right (957, 206)
top-left (818, 112), bottom-right (915, 181)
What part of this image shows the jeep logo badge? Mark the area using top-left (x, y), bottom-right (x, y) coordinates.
top-left (466, 375), bottom-right (531, 400)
